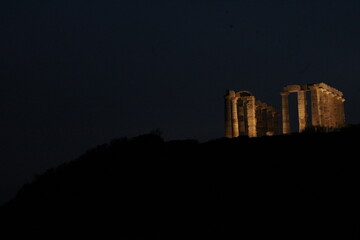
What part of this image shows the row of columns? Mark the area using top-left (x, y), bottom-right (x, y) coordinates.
top-left (225, 90), bottom-right (279, 138)
top-left (281, 83), bottom-right (345, 134)
top-left (256, 101), bottom-right (280, 137)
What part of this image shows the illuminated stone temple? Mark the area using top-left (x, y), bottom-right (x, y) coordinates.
top-left (224, 83), bottom-right (346, 138)
top-left (224, 90), bottom-right (280, 138)
top-left (281, 82), bottom-right (346, 134)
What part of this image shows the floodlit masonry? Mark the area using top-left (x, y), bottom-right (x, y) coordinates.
top-left (224, 90), bottom-right (280, 138)
top-left (224, 83), bottom-right (346, 137)
top-left (281, 82), bottom-right (346, 134)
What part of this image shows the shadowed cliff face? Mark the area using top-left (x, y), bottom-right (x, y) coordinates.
top-left (0, 127), bottom-right (359, 239)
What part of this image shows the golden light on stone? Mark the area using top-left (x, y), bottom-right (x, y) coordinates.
top-left (224, 90), bottom-right (280, 138)
top-left (225, 83), bottom-right (346, 137)
top-left (281, 83), bottom-right (345, 133)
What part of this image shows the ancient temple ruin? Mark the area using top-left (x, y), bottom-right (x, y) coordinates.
top-left (224, 90), bottom-right (280, 138)
top-left (281, 82), bottom-right (345, 133)
top-left (224, 83), bottom-right (346, 138)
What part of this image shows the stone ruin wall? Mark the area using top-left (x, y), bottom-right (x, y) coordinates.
top-left (225, 83), bottom-right (346, 138)
top-left (225, 90), bottom-right (280, 138)
top-left (281, 82), bottom-right (346, 134)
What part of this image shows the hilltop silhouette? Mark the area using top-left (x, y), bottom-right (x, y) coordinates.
top-left (1, 126), bottom-right (359, 239)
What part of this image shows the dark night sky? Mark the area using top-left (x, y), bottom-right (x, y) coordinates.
top-left (1, 0), bottom-right (360, 204)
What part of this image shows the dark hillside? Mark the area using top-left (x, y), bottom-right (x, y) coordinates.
top-left (1, 127), bottom-right (359, 239)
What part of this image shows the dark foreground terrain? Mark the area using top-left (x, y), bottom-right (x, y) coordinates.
top-left (1, 126), bottom-right (359, 239)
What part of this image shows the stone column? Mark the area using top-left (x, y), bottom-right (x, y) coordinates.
top-left (243, 104), bottom-right (249, 135)
top-left (318, 88), bottom-right (326, 127)
top-left (281, 92), bottom-right (290, 134)
top-left (329, 93), bottom-right (337, 128)
top-left (335, 96), bottom-right (344, 128)
top-left (339, 98), bottom-right (346, 126)
top-left (297, 90), bottom-right (307, 132)
top-left (231, 96), bottom-right (239, 137)
top-left (309, 85), bottom-right (321, 127)
top-left (321, 89), bottom-right (331, 128)
top-left (246, 96), bottom-right (257, 138)
top-left (224, 91), bottom-right (234, 138)
top-left (237, 99), bottom-right (246, 136)
top-left (256, 105), bottom-right (264, 137)
top-left (326, 90), bottom-right (333, 128)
